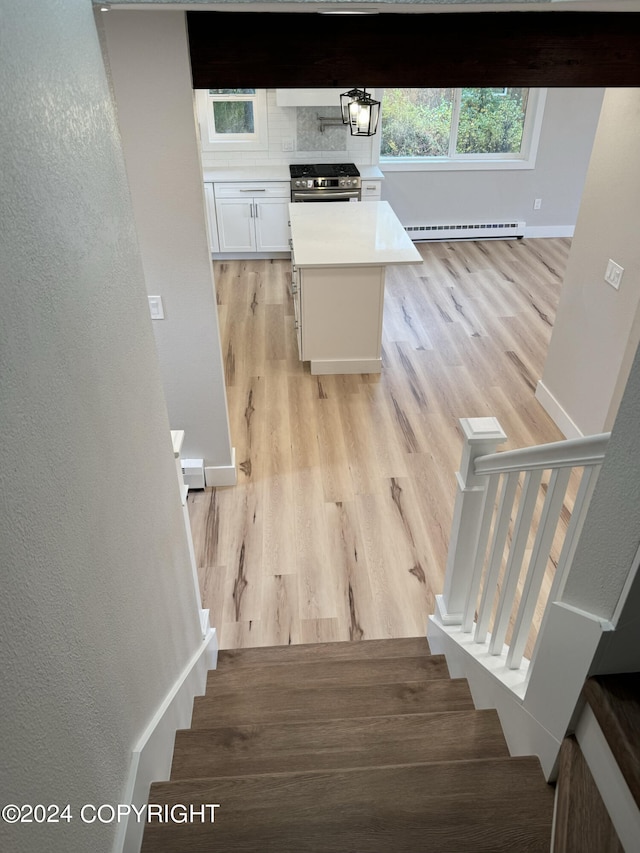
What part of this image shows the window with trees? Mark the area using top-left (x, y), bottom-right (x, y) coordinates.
top-left (195, 89), bottom-right (268, 152)
top-left (380, 88), bottom-right (546, 170)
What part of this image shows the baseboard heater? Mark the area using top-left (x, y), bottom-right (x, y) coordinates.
top-left (405, 221), bottom-right (526, 242)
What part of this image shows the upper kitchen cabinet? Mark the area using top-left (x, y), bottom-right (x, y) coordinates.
top-left (276, 89), bottom-right (356, 108)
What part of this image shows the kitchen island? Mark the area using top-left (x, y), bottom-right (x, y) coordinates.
top-left (289, 201), bottom-right (421, 375)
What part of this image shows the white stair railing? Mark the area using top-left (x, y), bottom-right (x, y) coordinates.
top-left (435, 418), bottom-right (610, 677)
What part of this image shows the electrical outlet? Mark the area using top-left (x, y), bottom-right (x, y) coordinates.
top-left (605, 259), bottom-right (624, 290)
top-left (282, 139), bottom-right (294, 152)
top-left (534, 198), bottom-right (542, 210)
top-left (148, 295), bottom-right (164, 319)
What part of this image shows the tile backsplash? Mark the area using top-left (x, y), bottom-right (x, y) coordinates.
top-left (200, 90), bottom-right (378, 169)
top-left (297, 107), bottom-right (346, 152)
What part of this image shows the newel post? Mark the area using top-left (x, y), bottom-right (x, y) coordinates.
top-left (435, 417), bottom-right (507, 626)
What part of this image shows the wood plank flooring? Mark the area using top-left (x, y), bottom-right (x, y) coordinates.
top-left (189, 237), bottom-right (571, 649)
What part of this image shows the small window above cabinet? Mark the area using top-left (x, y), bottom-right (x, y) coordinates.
top-left (196, 89), bottom-right (268, 152)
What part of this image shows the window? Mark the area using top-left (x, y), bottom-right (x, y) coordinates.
top-left (195, 89), bottom-right (268, 152)
top-left (380, 88), bottom-right (546, 171)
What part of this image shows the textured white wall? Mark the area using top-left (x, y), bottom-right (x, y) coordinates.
top-left (0, 4), bottom-right (202, 852)
top-left (380, 89), bottom-right (604, 233)
top-left (540, 89), bottom-right (640, 436)
top-left (101, 10), bottom-right (233, 469)
top-left (562, 341), bottom-right (640, 624)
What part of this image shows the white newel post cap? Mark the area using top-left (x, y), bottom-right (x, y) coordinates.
top-left (458, 417), bottom-right (507, 489)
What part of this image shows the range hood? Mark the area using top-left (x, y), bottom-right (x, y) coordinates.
top-left (275, 89), bottom-right (363, 107)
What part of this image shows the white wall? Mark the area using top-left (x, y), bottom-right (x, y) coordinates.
top-left (538, 89), bottom-right (640, 437)
top-left (101, 10), bottom-right (233, 476)
top-left (379, 89), bottom-right (604, 236)
top-left (0, 4), bottom-right (203, 852)
top-left (562, 340), bottom-right (640, 628)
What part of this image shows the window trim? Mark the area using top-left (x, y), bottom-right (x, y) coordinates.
top-left (380, 88), bottom-right (547, 172)
top-left (195, 89), bottom-right (268, 152)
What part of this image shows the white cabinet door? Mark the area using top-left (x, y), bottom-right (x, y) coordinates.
top-left (212, 182), bottom-right (290, 255)
top-left (215, 199), bottom-right (256, 252)
top-left (254, 198), bottom-right (290, 252)
top-left (203, 183), bottom-right (219, 253)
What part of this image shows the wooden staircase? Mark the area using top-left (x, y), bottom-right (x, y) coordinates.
top-left (554, 672), bottom-right (640, 852)
top-left (141, 637), bottom-right (554, 852)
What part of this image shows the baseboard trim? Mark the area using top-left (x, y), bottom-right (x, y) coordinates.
top-left (114, 627), bottom-right (218, 853)
top-left (212, 251), bottom-right (290, 261)
top-left (576, 704), bottom-right (640, 853)
top-left (524, 226), bottom-right (575, 239)
top-left (205, 447), bottom-right (237, 487)
top-left (535, 381), bottom-right (584, 440)
top-left (310, 357), bottom-right (381, 375)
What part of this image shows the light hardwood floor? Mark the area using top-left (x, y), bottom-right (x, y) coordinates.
top-left (188, 237), bottom-right (571, 650)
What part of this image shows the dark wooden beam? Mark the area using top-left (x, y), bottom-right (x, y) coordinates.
top-left (187, 11), bottom-right (640, 88)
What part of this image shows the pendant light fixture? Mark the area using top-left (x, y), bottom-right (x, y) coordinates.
top-left (339, 88), bottom-right (381, 137)
top-left (340, 88), bottom-right (366, 124)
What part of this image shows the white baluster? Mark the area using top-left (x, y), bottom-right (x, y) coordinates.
top-left (507, 466), bottom-right (571, 669)
top-left (525, 464), bottom-right (602, 681)
top-left (435, 417), bottom-right (507, 627)
top-left (488, 469), bottom-right (543, 655)
top-left (474, 471), bottom-right (519, 644)
top-left (462, 472), bottom-right (500, 633)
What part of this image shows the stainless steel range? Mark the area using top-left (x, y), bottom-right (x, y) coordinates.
top-left (290, 163), bottom-right (361, 202)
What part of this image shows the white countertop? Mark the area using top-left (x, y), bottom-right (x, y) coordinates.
top-left (203, 166), bottom-right (289, 182)
top-left (202, 165), bottom-right (384, 183)
top-left (289, 201), bottom-right (420, 268)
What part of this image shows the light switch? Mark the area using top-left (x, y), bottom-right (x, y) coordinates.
top-left (148, 295), bottom-right (165, 319)
top-left (604, 259), bottom-right (624, 291)
top-left (534, 198), bottom-right (542, 210)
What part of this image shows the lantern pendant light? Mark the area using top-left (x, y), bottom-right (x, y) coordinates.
top-left (348, 89), bottom-right (381, 137)
top-left (339, 88), bottom-right (380, 137)
top-left (340, 88), bottom-right (367, 124)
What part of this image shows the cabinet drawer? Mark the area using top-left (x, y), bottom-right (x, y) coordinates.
top-left (214, 182), bottom-right (290, 199)
top-left (361, 180), bottom-right (382, 201)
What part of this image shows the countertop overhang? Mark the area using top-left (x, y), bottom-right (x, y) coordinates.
top-left (289, 200), bottom-right (421, 269)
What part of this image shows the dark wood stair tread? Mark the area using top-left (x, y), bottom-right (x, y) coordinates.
top-left (191, 677), bottom-right (475, 727)
top-left (171, 708), bottom-right (509, 779)
top-left (205, 654), bottom-right (449, 693)
top-left (216, 636), bottom-right (432, 667)
top-left (554, 735), bottom-right (624, 853)
top-left (582, 672), bottom-right (640, 809)
top-left (142, 757), bottom-right (554, 853)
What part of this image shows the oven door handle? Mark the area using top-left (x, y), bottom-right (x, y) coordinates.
top-left (292, 191), bottom-right (360, 201)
